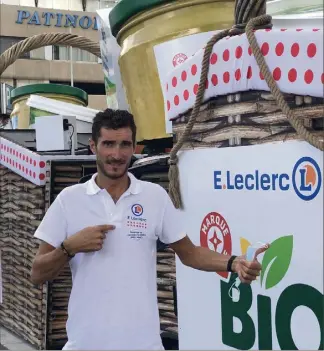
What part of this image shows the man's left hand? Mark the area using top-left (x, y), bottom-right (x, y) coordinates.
top-left (232, 256), bottom-right (263, 284)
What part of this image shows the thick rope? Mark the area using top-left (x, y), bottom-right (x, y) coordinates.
top-left (168, 29), bottom-right (231, 208)
top-left (168, 2), bottom-right (323, 209)
top-left (245, 15), bottom-right (324, 151)
top-left (0, 33), bottom-right (101, 77)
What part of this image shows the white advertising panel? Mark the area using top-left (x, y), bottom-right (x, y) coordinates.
top-left (176, 140), bottom-right (323, 350)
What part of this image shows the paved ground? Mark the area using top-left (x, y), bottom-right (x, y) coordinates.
top-left (0, 327), bottom-right (35, 351)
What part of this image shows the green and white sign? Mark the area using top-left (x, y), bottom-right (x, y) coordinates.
top-left (0, 83), bottom-right (13, 115)
top-left (175, 140), bottom-right (323, 350)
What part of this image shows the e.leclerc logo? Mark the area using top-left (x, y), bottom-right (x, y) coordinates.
top-left (131, 204), bottom-right (143, 216)
top-left (292, 156), bottom-right (322, 200)
top-left (213, 156), bottom-right (322, 201)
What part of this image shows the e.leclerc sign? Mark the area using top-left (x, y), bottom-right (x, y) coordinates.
top-left (16, 9), bottom-right (98, 30)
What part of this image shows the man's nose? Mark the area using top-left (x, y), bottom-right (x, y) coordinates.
top-left (110, 144), bottom-right (123, 159)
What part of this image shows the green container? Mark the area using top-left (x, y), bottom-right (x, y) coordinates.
top-left (10, 84), bottom-right (88, 129)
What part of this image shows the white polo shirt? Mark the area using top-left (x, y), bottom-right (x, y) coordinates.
top-left (34, 172), bottom-right (186, 350)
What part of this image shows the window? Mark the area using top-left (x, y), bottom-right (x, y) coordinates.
top-left (0, 36), bottom-right (46, 60)
top-left (0, 36), bottom-right (30, 59)
top-left (0, 0), bottom-right (20, 4)
top-left (0, 37), bottom-right (96, 62)
top-left (53, 45), bottom-right (98, 63)
top-left (37, 0), bottom-right (55, 8)
top-left (86, 0), bottom-right (118, 11)
top-left (30, 47), bottom-right (46, 60)
top-left (86, 0), bottom-right (100, 12)
top-left (20, 0), bottom-right (35, 5)
top-left (99, 0), bottom-right (119, 9)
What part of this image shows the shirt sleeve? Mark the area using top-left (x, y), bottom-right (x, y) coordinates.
top-left (158, 188), bottom-right (186, 245)
top-left (34, 193), bottom-right (68, 248)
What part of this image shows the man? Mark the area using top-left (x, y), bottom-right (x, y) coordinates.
top-left (31, 108), bottom-right (265, 350)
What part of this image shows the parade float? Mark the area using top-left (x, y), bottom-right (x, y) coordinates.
top-left (161, 1), bottom-right (323, 350)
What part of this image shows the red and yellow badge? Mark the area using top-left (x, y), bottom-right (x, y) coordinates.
top-left (200, 212), bottom-right (232, 279)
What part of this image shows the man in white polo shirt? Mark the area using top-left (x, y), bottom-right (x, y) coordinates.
top-left (31, 108), bottom-right (265, 350)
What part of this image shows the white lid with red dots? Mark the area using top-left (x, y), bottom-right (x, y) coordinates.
top-left (0, 136), bottom-right (47, 185)
top-left (0, 136), bottom-right (96, 186)
top-left (164, 28), bottom-right (323, 121)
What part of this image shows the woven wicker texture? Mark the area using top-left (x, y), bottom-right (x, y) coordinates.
top-left (0, 166), bottom-right (47, 349)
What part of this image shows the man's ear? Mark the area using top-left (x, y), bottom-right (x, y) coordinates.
top-left (89, 138), bottom-right (96, 155)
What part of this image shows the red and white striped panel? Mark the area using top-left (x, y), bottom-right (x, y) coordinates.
top-left (0, 137), bottom-right (47, 186)
top-left (165, 28), bottom-right (323, 121)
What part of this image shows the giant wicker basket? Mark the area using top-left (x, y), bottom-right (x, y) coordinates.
top-left (165, 12), bottom-right (324, 210)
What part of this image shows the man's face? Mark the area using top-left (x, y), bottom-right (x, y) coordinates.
top-left (90, 127), bottom-right (135, 180)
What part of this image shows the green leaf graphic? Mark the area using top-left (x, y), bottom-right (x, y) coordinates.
top-left (260, 235), bottom-right (293, 290)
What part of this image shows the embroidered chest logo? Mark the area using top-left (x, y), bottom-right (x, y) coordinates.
top-left (132, 204), bottom-right (143, 216)
top-left (127, 204), bottom-right (147, 240)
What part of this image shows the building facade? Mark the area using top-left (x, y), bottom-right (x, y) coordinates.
top-left (0, 0), bottom-right (118, 111)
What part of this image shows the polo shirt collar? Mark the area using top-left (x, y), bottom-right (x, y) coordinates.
top-left (86, 172), bottom-right (141, 196)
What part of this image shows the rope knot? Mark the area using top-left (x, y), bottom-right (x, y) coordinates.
top-left (168, 155), bottom-right (178, 166)
top-left (229, 23), bottom-right (246, 36)
top-left (229, 16), bottom-right (273, 36)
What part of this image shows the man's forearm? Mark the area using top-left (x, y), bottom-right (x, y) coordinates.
top-left (181, 246), bottom-right (233, 272)
top-left (31, 248), bottom-right (69, 285)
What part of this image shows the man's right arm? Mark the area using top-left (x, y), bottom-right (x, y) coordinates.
top-left (30, 190), bottom-right (114, 285)
top-left (31, 242), bottom-right (70, 285)
top-left (31, 224), bottom-right (114, 285)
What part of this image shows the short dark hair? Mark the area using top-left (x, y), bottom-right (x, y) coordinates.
top-left (92, 108), bottom-right (137, 145)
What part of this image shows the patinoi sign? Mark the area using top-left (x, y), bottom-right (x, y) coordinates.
top-left (175, 140), bottom-right (323, 350)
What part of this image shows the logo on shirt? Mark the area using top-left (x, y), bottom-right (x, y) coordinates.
top-left (128, 204), bottom-right (147, 240)
top-left (131, 204), bottom-right (143, 217)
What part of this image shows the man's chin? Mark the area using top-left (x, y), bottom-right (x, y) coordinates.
top-left (104, 168), bottom-right (127, 179)
top-left (97, 160), bottom-right (129, 180)
top-left (105, 172), bottom-right (125, 179)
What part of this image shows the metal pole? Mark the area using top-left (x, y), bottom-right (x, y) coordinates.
top-left (70, 28), bottom-right (74, 87)
top-left (69, 0), bottom-right (74, 86)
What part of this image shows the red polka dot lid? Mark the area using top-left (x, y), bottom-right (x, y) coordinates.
top-left (0, 136), bottom-right (96, 186)
top-left (165, 28), bottom-right (323, 121)
top-left (0, 138), bottom-right (47, 185)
